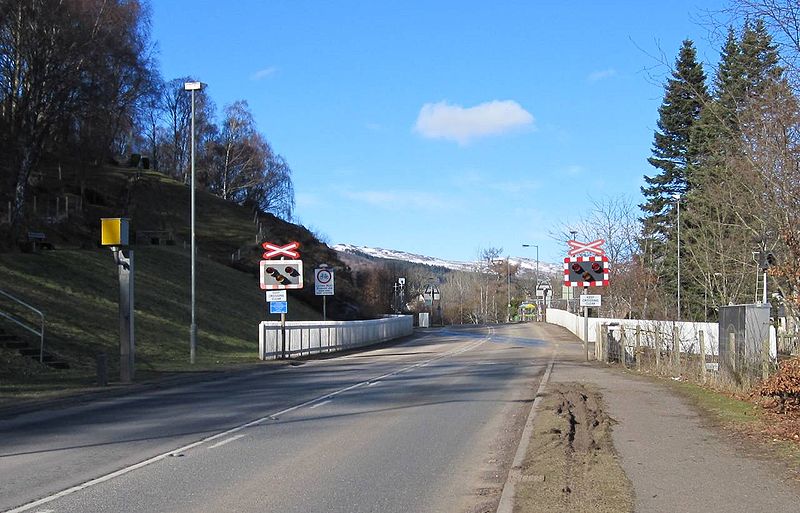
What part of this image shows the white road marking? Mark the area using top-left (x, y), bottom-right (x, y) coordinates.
top-left (366, 381), bottom-right (381, 387)
top-left (207, 434), bottom-right (246, 449)
top-left (308, 400), bottom-right (331, 409)
top-left (3, 330), bottom-right (492, 513)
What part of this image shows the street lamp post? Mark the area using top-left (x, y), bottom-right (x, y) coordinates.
top-left (521, 244), bottom-right (539, 293)
top-left (522, 244), bottom-right (540, 320)
top-left (506, 256), bottom-right (511, 322)
top-left (184, 81), bottom-right (203, 364)
top-left (673, 194), bottom-right (681, 320)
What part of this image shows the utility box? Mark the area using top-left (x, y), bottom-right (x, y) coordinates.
top-left (718, 304), bottom-right (770, 379)
top-left (101, 218), bottom-right (130, 246)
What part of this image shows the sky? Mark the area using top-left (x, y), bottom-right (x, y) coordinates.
top-left (150, 0), bottom-right (729, 265)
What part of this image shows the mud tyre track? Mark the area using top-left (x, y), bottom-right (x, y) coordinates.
top-left (515, 383), bottom-right (633, 513)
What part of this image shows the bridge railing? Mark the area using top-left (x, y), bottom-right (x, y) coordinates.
top-left (258, 315), bottom-right (413, 360)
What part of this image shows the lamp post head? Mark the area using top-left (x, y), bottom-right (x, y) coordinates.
top-left (184, 81), bottom-right (203, 91)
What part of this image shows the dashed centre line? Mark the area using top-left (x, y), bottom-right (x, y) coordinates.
top-left (208, 434), bottom-right (246, 449)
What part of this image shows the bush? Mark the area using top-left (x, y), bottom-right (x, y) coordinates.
top-left (759, 357), bottom-right (800, 412)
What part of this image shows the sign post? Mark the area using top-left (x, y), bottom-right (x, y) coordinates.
top-left (101, 218), bottom-right (134, 383)
top-left (564, 239), bottom-right (609, 361)
top-left (315, 265), bottom-right (334, 321)
top-left (260, 241), bottom-right (303, 359)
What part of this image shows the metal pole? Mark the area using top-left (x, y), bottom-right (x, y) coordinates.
top-left (583, 285), bottom-right (589, 361)
top-left (676, 198), bottom-right (681, 320)
top-left (763, 269), bottom-right (768, 305)
top-left (535, 245), bottom-right (539, 297)
top-left (117, 248), bottom-right (134, 382)
top-left (190, 88), bottom-right (197, 364)
top-left (280, 312), bottom-right (286, 358)
top-left (506, 257), bottom-right (511, 322)
top-left (323, 295), bottom-right (327, 321)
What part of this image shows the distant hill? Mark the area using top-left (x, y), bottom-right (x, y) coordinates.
top-left (333, 244), bottom-right (562, 276)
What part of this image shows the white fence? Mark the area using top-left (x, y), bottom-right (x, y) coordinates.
top-left (258, 315), bottom-right (414, 360)
top-left (546, 308), bottom-right (720, 357)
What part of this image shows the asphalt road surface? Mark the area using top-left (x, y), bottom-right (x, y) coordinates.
top-left (0, 323), bottom-right (554, 513)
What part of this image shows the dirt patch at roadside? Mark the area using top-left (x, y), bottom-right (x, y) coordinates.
top-left (515, 383), bottom-right (633, 513)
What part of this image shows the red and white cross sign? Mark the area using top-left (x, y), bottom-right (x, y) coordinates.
top-left (261, 241), bottom-right (301, 259)
top-left (567, 239), bottom-right (606, 257)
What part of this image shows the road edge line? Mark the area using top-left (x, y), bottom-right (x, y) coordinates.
top-left (2, 332), bottom-right (492, 513)
top-left (496, 352), bottom-right (556, 513)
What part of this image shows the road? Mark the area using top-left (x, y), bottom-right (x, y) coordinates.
top-left (0, 323), bottom-right (554, 513)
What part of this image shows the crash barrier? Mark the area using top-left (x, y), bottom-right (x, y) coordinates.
top-left (258, 315), bottom-right (413, 360)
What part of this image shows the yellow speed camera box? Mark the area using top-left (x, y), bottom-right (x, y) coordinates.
top-left (101, 218), bottom-right (130, 246)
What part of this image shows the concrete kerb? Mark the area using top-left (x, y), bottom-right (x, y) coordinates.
top-left (496, 350), bottom-right (557, 513)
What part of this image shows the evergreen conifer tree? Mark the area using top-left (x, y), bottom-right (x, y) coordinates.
top-left (640, 40), bottom-right (709, 245)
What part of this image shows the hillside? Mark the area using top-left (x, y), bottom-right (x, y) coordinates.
top-left (0, 164), bottom-right (367, 396)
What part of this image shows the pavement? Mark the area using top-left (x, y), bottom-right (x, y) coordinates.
top-left (548, 328), bottom-right (800, 513)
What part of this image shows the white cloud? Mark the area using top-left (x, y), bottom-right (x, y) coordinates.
top-left (414, 100), bottom-right (534, 145)
top-left (587, 68), bottom-right (616, 83)
top-left (250, 67), bottom-right (277, 80)
top-left (340, 189), bottom-right (458, 211)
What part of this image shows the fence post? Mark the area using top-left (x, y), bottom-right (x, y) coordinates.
top-left (620, 325), bottom-right (628, 367)
top-left (655, 329), bottom-right (662, 372)
top-left (728, 331), bottom-right (736, 372)
top-left (762, 335), bottom-right (770, 381)
top-left (672, 325), bottom-right (680, 374)
top-left (635, 325), bottom-right (641, 371)
top-left (699, 330), bottom-right (707, 383)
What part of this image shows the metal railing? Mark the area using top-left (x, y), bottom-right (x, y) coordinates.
top-left (0, 289), bottom-right (45, 362)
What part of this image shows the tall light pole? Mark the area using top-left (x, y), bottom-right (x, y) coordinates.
top-left (506, 256), bottom-right (511, 322)
top-left (522, 244), bottom-right (539, 320)
top-left (673, 193), bottom-right (681, 320)
top-left (185, 81), bottom-right (203, 364)
top-left (522, 244), bottom-right (539, 293)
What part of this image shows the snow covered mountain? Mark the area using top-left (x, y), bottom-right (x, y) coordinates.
top-left (333, 244), bottom-right (562, 275)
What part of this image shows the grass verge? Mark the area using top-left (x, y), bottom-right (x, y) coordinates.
top-left (0, 245), bottom-right (320, 403)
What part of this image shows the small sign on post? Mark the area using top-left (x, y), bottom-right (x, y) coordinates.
top-left (314, 268), bottom-right (335, 296)
top-left (266, 290), bottom-right (287, 302)
top-left (579, 294), bottom-right (602, 308)
top-left (270, 301), bottom-right (288, 314)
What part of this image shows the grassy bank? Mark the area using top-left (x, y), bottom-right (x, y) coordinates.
top-left (0, 245), bottom-right (320, 399)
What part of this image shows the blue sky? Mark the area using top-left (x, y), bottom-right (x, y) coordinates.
top-left (150, 0), bottom-right (727, 264)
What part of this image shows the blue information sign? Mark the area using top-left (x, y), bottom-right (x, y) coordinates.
top-left (269, 301), bottom-right (288, 314)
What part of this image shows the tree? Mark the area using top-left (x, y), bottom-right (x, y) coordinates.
top-left (0, 0), bottom-right (153, 238)
top-left (641, 40), bottom-right (709, 247)
top-left (206, 100), bottom-right (265, 201)
top-left (683, 20), bottom-right (787, 319)
top-left (160, 77), bottom-right (215, 183)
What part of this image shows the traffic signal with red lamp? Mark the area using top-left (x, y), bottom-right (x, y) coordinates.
top-left (564, 256), bottom-right (609, 287)
top-left (260, 260), bottom-right (304, 290)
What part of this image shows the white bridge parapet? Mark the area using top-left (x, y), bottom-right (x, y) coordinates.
top-left (258, 315), bottom-right (413, 360)
top-left (546, 308), bottom-right (720, 356)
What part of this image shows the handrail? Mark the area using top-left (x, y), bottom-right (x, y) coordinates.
top-left (0, 289), bottom-right (44, 362)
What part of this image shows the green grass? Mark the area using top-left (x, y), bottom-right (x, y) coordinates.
top-left (0, 245), bottom-right (321, 399)
top-left (672, 381), bottom-right (759, 425)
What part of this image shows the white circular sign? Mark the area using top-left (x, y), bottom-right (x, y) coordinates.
top-left (316, 269), bottom-right (332, 284)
